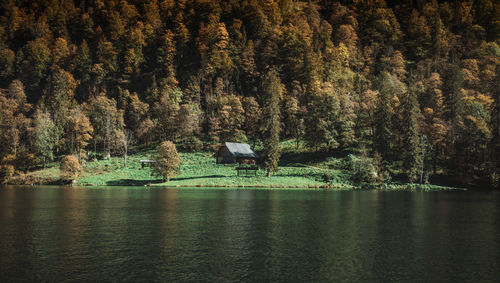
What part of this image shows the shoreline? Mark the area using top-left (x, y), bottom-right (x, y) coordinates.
top-left (4, 180), bottom-right (465, 191)
top-left (3, 150), bottom-right (472, 191)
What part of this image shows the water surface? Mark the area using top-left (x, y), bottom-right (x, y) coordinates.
top-left (1, 186), bottom-right (499, 281)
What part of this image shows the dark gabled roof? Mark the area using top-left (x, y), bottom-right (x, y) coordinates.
top-left (224, 142), bottom-right (259, 158)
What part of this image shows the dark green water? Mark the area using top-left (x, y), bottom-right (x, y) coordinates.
top-left (0, 186), bottom-right (499, 282)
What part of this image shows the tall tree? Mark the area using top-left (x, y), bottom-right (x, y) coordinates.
top-left (374, 73), bottom-right (396, 161)
top-left (31, 109), bottom-right (57, 168)
top-left (85, 94), bottom-right (124, 157)
top-left (63, 108), bottom-right (93, 159)
top-left (242, 96), bottom-right (262, 147)
top-left (262, 69), bottom-right (281, 177)
top-left (402, 84), bottom-right (424, 183)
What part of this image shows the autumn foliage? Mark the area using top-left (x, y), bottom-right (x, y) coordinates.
top-left (60, 155), bottom-right (82, 183)
top-left (151, 141), bottom-right (181, 181)
top-left (0, 0), bottom-right (498, 188)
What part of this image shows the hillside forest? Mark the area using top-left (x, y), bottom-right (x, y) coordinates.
top-left (0, 0), bottom-right (499, 188)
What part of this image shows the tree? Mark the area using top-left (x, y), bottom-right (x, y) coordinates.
top-left (110, 129), bottom-right (135, 167)
top-left (60, 155), bottom-right (82, 183)
top-left (75, 40), bottom-right (92, 99)
top-left (421, 73), bottom-right (447, 174)
top-left (0, 80), bottom-right (31, 158)
top-left (402, 86), bottom-right (424, 183)
top-left (63, 108), bottom-right (93, 159)
top-left (125, 92), bottom-right (149, 131)
top-left (262, 69), bottom-right (281, 177)
top-left (283, 95), bottom-right (304, 148)
top-left (18, 38), bottom-right (51, 92)
top-left (219, 96), bottom-right (245, 142)
top-left (305, 81), bottom-right (341, 150)
top-left (153, 88), bottom-right (181, 141)
top-left (374, 72), bottom-right (398, 161)
top-left (85, 94), bottom-right (124, 157)
top-left (0, 48), bottom-right (15, 79)
top-left (32, 109), bottom-right (57, 168)
top-left (46, 69), bottom-right (77, 137)
top-left (176, 103), bottom-right (202, 149)
top-left (242, 96), bottom-right (262, 147)
top-left (136, 118), bottom-right (155, 146)
top-left (358, 89), bottom-right (378, 144)
top-left (337, 92), bottom-right (356, 149)
top-left (151, 141), bottom-right (181, 181)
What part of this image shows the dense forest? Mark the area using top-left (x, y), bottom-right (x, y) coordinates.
top-left (0, 0), bottom-right (498, 188)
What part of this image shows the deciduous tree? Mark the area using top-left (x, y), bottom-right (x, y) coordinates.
top-left (60, 155), bottom-right (82, 183)
top-left (151, 141), bottom-right (181, 181)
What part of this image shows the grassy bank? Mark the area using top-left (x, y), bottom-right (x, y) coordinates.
top-left (11, 141), bottom-right (458, 190)
top-left (23, 151), bottom-right (340, 188)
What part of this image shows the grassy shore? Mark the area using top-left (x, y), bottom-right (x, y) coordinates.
top-left (11, 141), bottom-right (458, 190)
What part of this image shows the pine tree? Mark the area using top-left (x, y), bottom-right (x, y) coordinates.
top-left (242, 96), bottom-right (262, 148)
top-left (262, 69), bottom-right (281, 177)
top-left (374, 72), bottom-right (397, 161)
top-left (402, 85), bottom-right (424, 183)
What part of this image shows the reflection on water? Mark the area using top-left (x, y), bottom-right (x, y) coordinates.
top-left (0, 187), bottom-right (499, 281)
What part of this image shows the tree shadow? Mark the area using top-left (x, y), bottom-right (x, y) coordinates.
top-left (105, 179), bottom-right (164, 186)
top-left (279, 149), bottom-right (350, 166)
top-left (170, 174), bottom-right (226, 181)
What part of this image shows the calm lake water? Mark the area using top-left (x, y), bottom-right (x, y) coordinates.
top-left (0, 186), bottom-right (499, 282)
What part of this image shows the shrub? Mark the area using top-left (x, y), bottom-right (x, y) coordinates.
top-left (151, 141), bottom-right (181, 181)
top-left (0, 164), bottom-right (15, 184)
top-left (348, 154), bottom-right (380, 184)
top-left (14, 150), bottom-right (36, 172)
top-left (182, 137), bottom-right (203, 152)
top-left (60, 155), bottom-right (82, 183)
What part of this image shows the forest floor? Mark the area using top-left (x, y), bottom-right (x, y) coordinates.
top-left (12, 140), bottom-right (456, 190)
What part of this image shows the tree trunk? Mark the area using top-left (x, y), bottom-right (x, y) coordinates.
top-left (267, 168), bottom-right (271, 177)
top-left (433, 147), bottom-right (438, 175)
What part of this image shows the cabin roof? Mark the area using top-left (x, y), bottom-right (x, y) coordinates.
top-left (222, 142), bottom-right (259, 158)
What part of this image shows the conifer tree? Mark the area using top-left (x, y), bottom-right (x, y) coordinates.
top-left (402, 85), bottom-right (424, 183)
top-left (242, 96), bottom-right (262, 148)
top-left (262, 69), bottom-right (281, 177)
top-left (374, 72), bottom-right (396, 161)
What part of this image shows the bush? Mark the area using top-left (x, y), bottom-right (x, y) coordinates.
top-left (60, 155), bottom-right (82, 183)
top-left (182, 137), bottom-right (203, 152)
top-left (348, 154), bottom-right (380, 184)
top-left (14, 150), bottom-right (36, 172)
top-left (0, 164), bottom-right (15, 184)
top-left (151, 141), bottom-right (181, 181)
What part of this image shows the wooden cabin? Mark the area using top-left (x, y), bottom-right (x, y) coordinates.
top-left (215, 142), bottom-right (259, 164)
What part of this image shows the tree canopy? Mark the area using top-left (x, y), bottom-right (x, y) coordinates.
top-left (0, 0), bottom-right (498, 188)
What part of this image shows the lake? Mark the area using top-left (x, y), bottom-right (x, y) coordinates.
top-left (0, 186), bottom-right (499, 282)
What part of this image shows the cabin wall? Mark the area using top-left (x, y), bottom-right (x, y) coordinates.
top-left (216, 146), bottom-right (236, 164)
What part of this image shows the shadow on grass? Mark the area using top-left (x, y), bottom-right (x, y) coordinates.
top-left (278, 148), bottom-right (354, 167)
top-left (170, 174), bottom-right (226, 181)
top-left (106, 179), bottom-right (164, 186)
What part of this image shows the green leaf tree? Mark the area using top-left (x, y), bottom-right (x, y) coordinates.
top-left (32, 109), bottom-right (57, 168)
